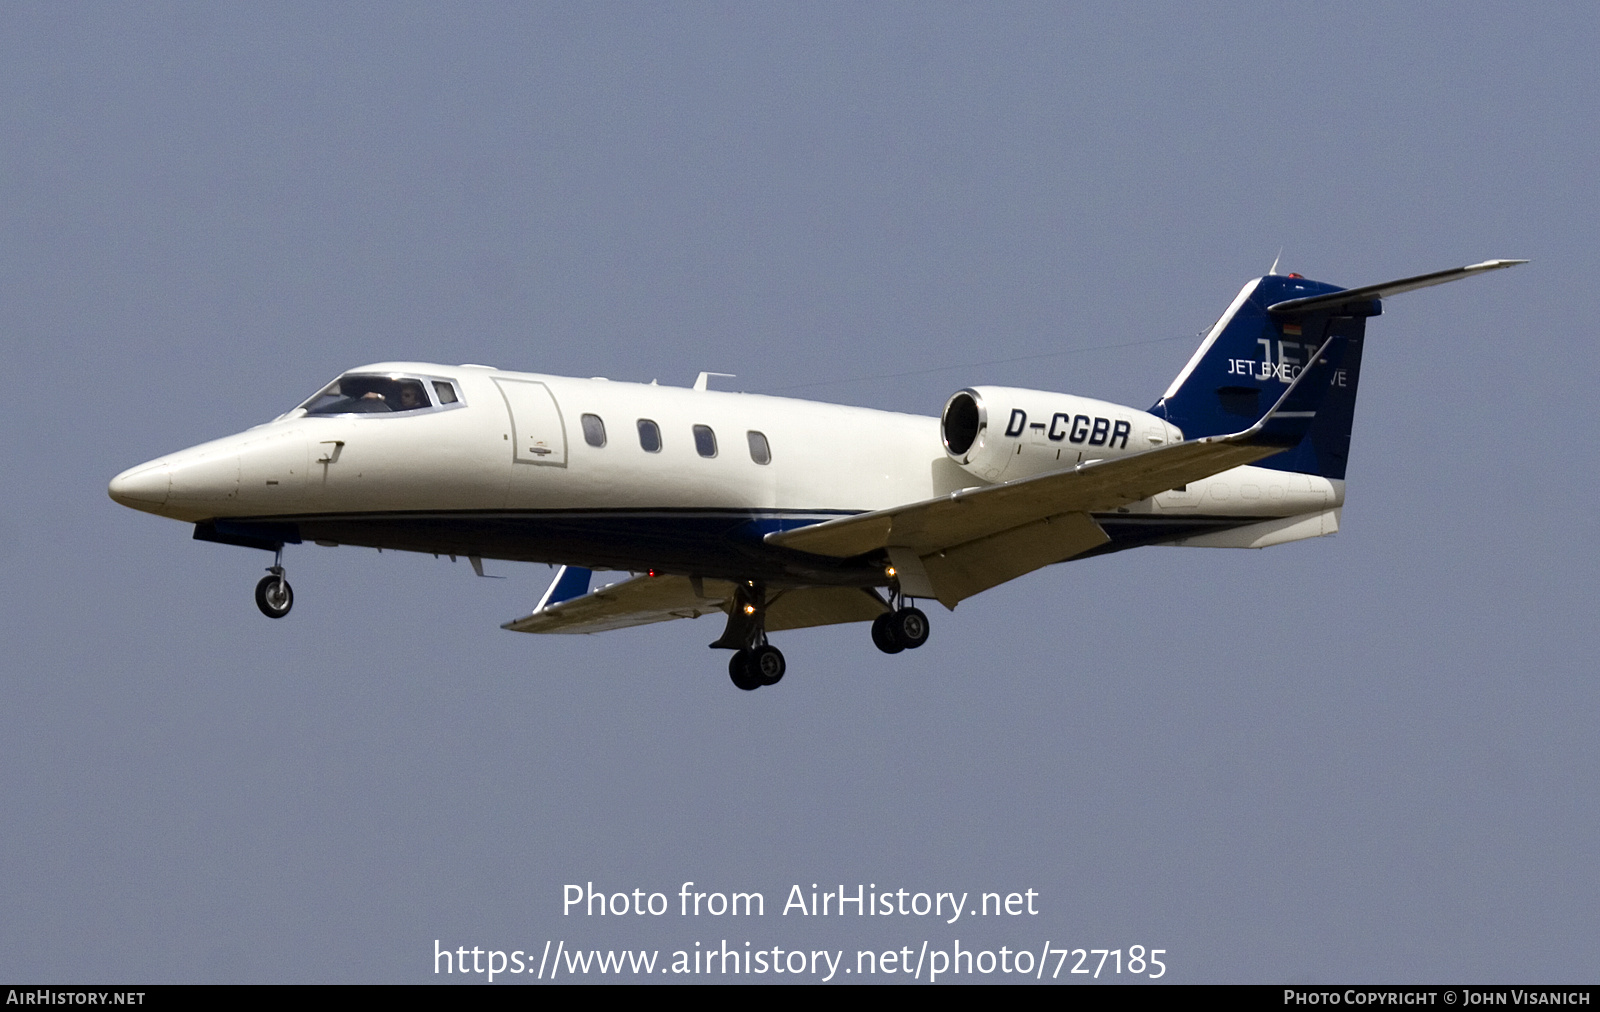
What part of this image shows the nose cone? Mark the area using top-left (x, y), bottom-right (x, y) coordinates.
top-left (110, 430), bottom-right (262, 521)
top-left (108, 461), bottom-right (171, 510)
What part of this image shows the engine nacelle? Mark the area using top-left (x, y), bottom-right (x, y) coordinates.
top-left (940, 386), bottom-right (1184, 483)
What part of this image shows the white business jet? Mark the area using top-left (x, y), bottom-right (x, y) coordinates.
top-left (109, 260), bottom-right (1523, 690)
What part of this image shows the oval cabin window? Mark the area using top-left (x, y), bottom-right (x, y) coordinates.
top-left (637, 419), bottom-right (662, 453)
top-left (693, 425), bottom-right (717, 458)
top-left (747, 430), bottom-right (771, 465)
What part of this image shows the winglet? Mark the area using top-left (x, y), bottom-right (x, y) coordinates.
top-left (534, 565), bottom-right (592, 612)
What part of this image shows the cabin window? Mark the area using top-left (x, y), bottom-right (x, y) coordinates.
top-left (581, 413), bottom-right (606, 447)
top-left (637, 419), bottom-right (662, 453)
top-left (693, 425), bottom-right (717, 458)
top-left (747, 430), bottom-right (771, 465)
top-left (432, 380), bottom-right (459, 404)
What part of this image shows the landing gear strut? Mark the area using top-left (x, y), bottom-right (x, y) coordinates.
top-left (713, 581), bottom-right (785, 691)
top-left (872, 586), bottom-right (929, 654)
top-left (254, 546), bottom-right (293, 619)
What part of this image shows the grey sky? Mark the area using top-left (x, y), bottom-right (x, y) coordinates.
top-left (2, 3), bottom-right (1594, 983)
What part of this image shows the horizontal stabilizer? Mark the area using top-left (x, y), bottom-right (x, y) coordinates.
top-left (1268, 259), bottom-right (1527, 315)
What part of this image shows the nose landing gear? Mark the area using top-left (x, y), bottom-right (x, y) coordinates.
top-left (254, 547), bottom-right (293, 619)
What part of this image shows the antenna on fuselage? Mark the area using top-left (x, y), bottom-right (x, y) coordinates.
top-left (694, 372), bottom-right (736, 391)
top-left (1268, 248), bottom-right (1284, 275)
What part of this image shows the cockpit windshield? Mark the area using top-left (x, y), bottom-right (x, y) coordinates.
top-left (300, 374), bottom-right (433, 415)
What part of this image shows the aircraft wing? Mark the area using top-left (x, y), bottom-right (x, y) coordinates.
top-left (502, 570), bottom-right (734, 634)
top-left (765, 328), bottom-right (1345, 608)
top-left (771, 431), bottom-right (1290, 556)
top-left (502, 568), bottom-right (887, 634)
top-left (764, 432), bottom-right (1284, 607)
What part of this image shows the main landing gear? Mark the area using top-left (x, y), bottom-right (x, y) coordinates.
top-left (254, 546), bottom-right (293, 619)
top-left (728, 644), bottom-right (786, 691)
top-left (710, 582), bottom-right (932, 690)
top-left (712, 581), bottom-right (786, 691)
top-left (871, 595), bottom-right (930, 655)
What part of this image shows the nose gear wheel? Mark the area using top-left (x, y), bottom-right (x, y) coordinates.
top-left (254, 549), bottom-right (293, 619)
top-left (255, 569), bottom-right (293, 619)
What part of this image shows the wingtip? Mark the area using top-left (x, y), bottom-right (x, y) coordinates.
top-left (1466, 258), bottom-right (1531, 270)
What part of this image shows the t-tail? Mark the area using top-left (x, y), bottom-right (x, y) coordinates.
top-left (1152, 260), bottom-right (1527, 479)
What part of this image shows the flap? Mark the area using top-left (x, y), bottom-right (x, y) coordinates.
top-left (766, 586), bottom-right (889, 631)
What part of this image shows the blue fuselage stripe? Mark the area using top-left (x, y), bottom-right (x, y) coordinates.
top-left (206, 508), bottom-right (1276, 584)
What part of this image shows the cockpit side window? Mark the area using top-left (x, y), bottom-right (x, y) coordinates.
top-left (301, 375), bottom-right (441, 416)
top-left (432, 381), bottom-right (459, 405)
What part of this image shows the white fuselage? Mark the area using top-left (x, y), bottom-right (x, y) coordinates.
top-left (109, 361), bottom-right (1342, 576)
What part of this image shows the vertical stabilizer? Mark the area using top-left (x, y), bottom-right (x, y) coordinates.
top-left (1152, 274), bottom-right (1373, 480)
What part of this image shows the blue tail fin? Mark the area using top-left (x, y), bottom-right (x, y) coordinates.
top-left (1151, 274), bottom-right (1375, 480)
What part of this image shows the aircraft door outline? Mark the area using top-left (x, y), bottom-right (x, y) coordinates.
top-left (493, 377), bottom-right (568, 467)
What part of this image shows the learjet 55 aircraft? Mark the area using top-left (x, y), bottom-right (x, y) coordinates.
top-left (110, 260), bottom-right (1523, 690)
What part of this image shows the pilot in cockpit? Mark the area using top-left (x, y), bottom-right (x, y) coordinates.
top-left (302, 374), bottom-right (432, 415)
top-left (361, 382), bottom-right (426, 411)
